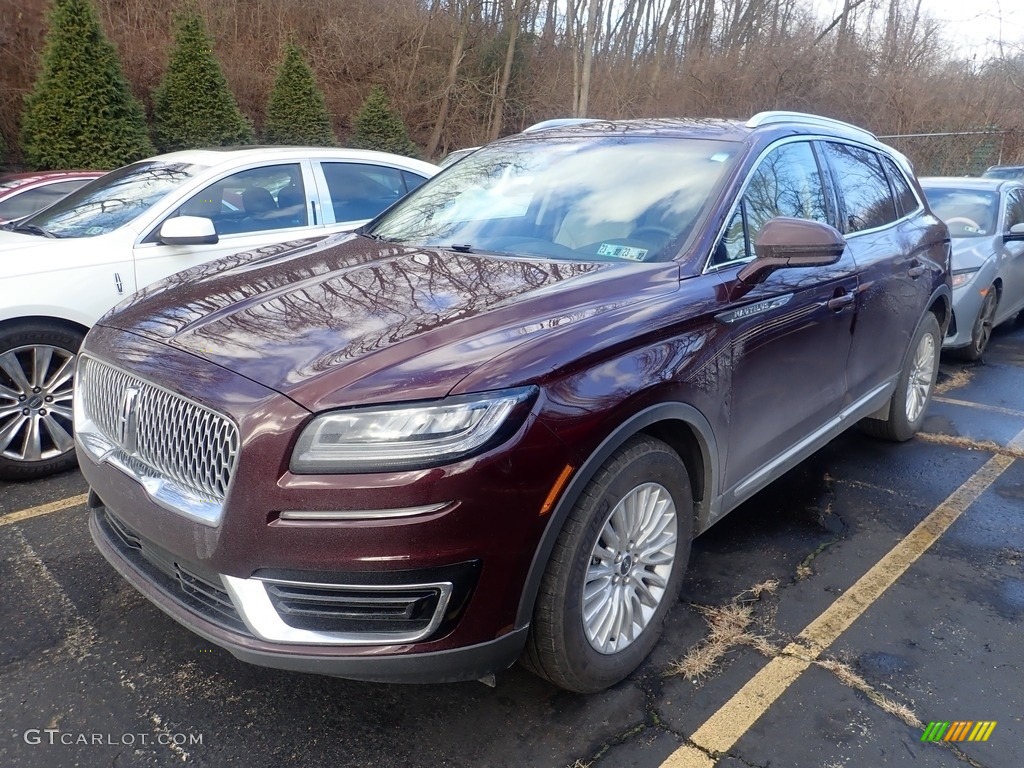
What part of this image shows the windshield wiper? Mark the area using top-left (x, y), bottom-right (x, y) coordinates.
top-left (10, 223), bottom-right (58, 238)
top-left (359, 231), bottom-right (404, 244)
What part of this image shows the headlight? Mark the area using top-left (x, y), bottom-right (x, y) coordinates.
top-left (290, 386), bottom-right (537, 473)
top-left (951, 268), bottom-right (979, 288)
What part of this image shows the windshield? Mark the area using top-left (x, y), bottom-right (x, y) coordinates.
top-left (20, 161), bottom-right (205, 238)
top-left (369, 135), bottom-right (740, 263)
top-left (922, 187), bottom-right (999, 238)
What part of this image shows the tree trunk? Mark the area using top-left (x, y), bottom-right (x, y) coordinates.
top-left (489, 0), bottom-right (526, 140)
top-left (425, 14), bottom-right (470, 158)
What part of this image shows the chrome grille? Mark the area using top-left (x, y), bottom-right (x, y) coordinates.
top-left (78, 357), bottom-right (239, 503)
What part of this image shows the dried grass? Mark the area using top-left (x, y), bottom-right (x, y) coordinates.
top-left (667, 581), bottom-right (780, 683)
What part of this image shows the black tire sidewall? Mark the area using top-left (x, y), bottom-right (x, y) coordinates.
top-left (967, 289), bottom-right (998, 361)
top-left (547, 438), bottom-right (693, 691)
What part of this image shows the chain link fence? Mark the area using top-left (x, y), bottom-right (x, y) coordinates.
top-left (878, 129), bottom-right (1024, 177)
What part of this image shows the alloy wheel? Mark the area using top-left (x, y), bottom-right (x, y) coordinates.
top-left (582, 482), bottom-right (678, 654)
top-left (904, 331), bottom-right (936, 424)
top-left (0, 344), bottom-right (77, 463)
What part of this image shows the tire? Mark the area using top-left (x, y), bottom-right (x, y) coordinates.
top-left (0, 322), bottom-right (85, 480)
top-left (953, 287), bottom-right (998, 362)
top-left (860, 313), bottom-right (941, 442)
top-left (521, 435), bottom-right (694, 692)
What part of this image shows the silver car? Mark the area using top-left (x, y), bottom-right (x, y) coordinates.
top-left (921, 177), bottom-right (1024, 359)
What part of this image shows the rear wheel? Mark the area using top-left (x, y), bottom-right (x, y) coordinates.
top-left (522, 435), bottom-right (693, 692)
top-left (860, 313), bottom-right (941, 442)
top-left (0, 323), bottom-right (84, 480)
top-left (954, 287), bottom-right (998, 361)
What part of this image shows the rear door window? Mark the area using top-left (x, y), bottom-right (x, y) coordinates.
top-left (319, 163), bottom-right (409, 223)
top-left (823, 143), bottom-right (898, 233)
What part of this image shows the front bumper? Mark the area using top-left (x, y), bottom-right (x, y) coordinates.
top-left (90, 502), bottom-right (528, 683)
top-left (78, 326), bottom-right (571, 682)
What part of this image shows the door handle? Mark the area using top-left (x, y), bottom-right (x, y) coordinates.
top-left (827, 293), bottom-right (855, 311)
top-left (908, 260), bottom-right (926, 278)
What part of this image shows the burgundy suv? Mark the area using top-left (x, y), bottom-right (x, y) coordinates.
top-left (76, 112), bottom-right (951, 693)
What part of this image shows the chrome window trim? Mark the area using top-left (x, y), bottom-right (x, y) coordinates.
top-left (702, 135), bottom-right (923, 275)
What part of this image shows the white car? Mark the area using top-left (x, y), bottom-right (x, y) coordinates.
top-left (0, 146), bottom-right (438, 480)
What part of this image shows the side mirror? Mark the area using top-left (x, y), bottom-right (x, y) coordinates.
top-left (1004, 222), bottom-right (1024, 242)
top-left (159, 215), bottom-right (218, 246)
top-left (738, 217), bottom-right (847, 284)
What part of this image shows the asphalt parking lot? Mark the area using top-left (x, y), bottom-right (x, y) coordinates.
top-left (2, 319), bottom-right (1023, 768)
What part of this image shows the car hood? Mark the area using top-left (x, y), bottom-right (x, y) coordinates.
top-left (949, 235), bottom-right (998, 271)
top-left (0, 229), bottom-right (62, 264)
top-left (99, 234), bottom-right (680, 411)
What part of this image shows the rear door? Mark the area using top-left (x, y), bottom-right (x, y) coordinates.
top-left (823, 143), bottom-right (937, 404)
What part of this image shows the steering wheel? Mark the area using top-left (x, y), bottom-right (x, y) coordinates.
top-left (630, 225), bottom-right (676, 241)
top-left (945, 216), bottom-right (982, 232)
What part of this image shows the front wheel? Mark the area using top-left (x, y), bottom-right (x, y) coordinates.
top-left (0, 323), bottom-right (85, 480)
top-left (860, 313), bottom-right (941, 442)
top-left (521, 435), bottom-right (693, 692)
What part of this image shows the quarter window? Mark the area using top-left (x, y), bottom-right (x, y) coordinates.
top-left (823, 143), bottom-right (898, 233)
top-left (882, 157), bottom-right (919, 218)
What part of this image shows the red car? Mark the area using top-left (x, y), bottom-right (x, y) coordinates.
top-left (76, 112), bottom-right (951, 692)
top-left (0, 170), bottom-right (105, 223)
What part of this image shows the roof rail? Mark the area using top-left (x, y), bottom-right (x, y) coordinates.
top-left (746, 111), bottom-right (876, 140)
top-left (522, 118), bottom-right (599, 133)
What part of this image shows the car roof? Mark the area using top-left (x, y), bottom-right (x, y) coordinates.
top-left (498, 111), bottom-right (885, 150)
top-left (0, 171), bottom-right (106, 202)
top-left (146, 146), bottom-right (439, 176)
top-left (0, 170), bottom-right (104, 186)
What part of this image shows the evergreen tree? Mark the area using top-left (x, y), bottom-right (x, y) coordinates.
top-left (20, 0), bottom-right (153, 170)
top-left (351, 86), bottom-right (418, 157)
top-left (264, 42), bottom-right (336, 146)
top-left (152, 7), bottom-right (253, 152)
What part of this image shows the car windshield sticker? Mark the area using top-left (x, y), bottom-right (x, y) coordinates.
top-left (597, 243), bottom-right (648, 261)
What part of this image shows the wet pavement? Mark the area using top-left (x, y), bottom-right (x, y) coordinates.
top-left (1, 319), bottom-right (1022, 768)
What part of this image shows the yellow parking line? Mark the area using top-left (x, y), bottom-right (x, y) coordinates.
top-left (662, 426), bottom-right (1024, 767)
top-left (0, 494), bottom-right (89, 528)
